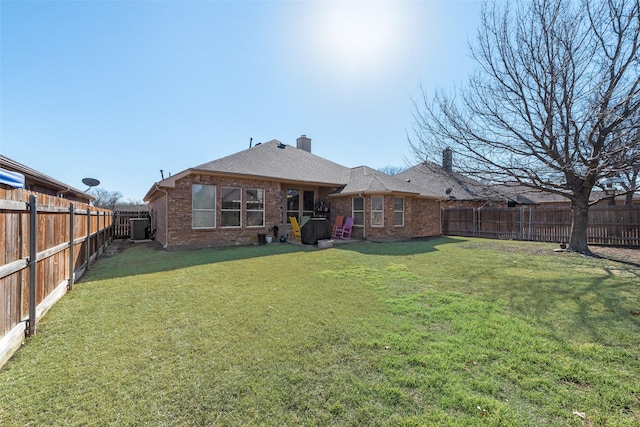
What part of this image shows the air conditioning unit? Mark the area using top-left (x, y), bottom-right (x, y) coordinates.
top-left (130, 218), bottom-right (148, 240)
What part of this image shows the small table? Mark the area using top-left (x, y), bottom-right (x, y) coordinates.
top-left (301, 218), bottom-right (331, 245)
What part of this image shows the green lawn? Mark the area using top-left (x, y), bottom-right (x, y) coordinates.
top-left (1, 237), bottom-right (638, 426)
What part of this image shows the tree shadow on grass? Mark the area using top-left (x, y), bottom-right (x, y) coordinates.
top-left (333, 236), bottom-right (466, 256)
top-left (87, 236), bottom-right (466, 282)
top-left (82, 239), bottom-right (318, 281)
top-left (589, 252), bottom-right (640, 270)
top-left (491, 259), bottom-right (640, 347)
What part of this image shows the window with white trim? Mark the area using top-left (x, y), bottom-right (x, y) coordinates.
top-left (352, 197), bottom-right (364, 226)
top-left (286, 188), bottom-right (315, 223)
top-left (286, 188), bottom-right (299, 223)
top-left (192, 184), bottom-right (216, 229)
top-left (221, 186), bottom-right (241, 227)
top-left (394, 197), bottom-right (404, 226)
top-left (371, 196), bottom-right (384, 227)
top-left (246, 188), bottom-right (265, 227)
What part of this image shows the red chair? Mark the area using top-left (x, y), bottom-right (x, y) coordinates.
top-left (332, 215), bottom-right (344, 238)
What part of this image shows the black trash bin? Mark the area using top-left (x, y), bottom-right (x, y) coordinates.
top-left (257, 233), bottom-right (266, 245)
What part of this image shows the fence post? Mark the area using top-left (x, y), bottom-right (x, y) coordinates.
top-left (86, 207), bottom-right (91, 271)
top-left (102, 211), bottom-right (106, 250)
top-left (101, 211), bottom-right (104, 251)
top-left (519, 207), bottom-right (523, 241)
top-left (68, 203), bottom-right (75, 291)
top-left (27, 195), bottom-right (37, 337)
top-left (472, 208), bottom-right (476, 236)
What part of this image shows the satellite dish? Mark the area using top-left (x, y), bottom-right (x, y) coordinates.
top-left (82, 177), bottom-right (100, 191)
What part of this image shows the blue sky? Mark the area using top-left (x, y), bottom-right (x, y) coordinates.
top-left (1, 0), bottom-right (482, 202)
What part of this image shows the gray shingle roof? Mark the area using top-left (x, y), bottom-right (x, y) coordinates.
top-left (333, 166), bottom-right (432, 197)
top-left (193, 140), bottom-right (351, 185)
top-left (396, 162), bottom-right (505, 201)
top-left (145, 140), bottom-right (445, 201)
top-left (493, 184), bottom-right (570, 204)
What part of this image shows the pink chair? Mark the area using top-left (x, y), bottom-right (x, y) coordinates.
top-left (336, 216), bottom-right (354, 239)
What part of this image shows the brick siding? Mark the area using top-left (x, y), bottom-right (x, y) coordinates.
top-left (151, 175), bottom-right (442, 249)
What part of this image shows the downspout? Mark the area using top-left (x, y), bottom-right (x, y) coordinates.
top-left (155, 184), bottom-right (169, 249)
top-left (57, 188), bottom-right (71, 197)
top-left (359, 193), bottom-right (366, 240)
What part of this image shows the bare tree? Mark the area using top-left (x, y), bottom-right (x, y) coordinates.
top-left (378, 165), bottom-right (407, 176)
top-left (411, 0), bottom-right (640, 253)
top-left (618, 128), bottom-right (640, 205)
top-left (90, 188), bottom-right (122, 210)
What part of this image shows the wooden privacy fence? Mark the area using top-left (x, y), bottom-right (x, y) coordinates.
top-left (0, 188), bottom-right (113, 367)
top-left (442, 205), bottom-right (640, 246)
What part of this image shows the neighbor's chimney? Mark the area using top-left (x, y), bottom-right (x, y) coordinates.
top-left (443, 148), bottom-right (453, 172)
top-left (296, 134), bottom-right (311, 152)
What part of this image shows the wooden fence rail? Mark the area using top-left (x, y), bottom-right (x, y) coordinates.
top-left (442, 205), bottom-right (640, 246)
top-left (0, 188), bottom-right (113, 367)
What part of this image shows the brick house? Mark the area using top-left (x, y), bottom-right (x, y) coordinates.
top-left (143, 136), bottom-right (441, 250)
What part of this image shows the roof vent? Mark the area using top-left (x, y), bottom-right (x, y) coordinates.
top-left (277, 142), bottom-right (286, 149)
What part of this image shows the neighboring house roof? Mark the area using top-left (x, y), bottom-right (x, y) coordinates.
top-left (396, 162), bottom-right (507, 202)
top-left (493, 184), bottom-right (571, 205)
top-left (145, 139), bottom-right (439, 201)
top-left (332, 166), bottom-right (437, 198)
top-left (0, 154), bottom-right (94, 201)
top-left (496, 184), bottom-right (640, 205)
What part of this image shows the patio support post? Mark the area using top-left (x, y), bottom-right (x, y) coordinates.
top-left (27, 195), bottom-right (37, 337)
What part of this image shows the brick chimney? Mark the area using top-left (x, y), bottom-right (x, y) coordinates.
top-left (296, 134), bottom-right (311, 153)
top-left (443, 148), bottom-right (453, 172)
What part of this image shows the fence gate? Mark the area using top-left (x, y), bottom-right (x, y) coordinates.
top-left (113, 211), bottom-right (151, 239)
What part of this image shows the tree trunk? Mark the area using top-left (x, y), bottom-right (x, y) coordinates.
top-left (625, 192), bottom-right (634, 206)
top-left (568, 197), bottom-right (590, 253)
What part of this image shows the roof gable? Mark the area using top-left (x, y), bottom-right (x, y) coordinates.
top-left (145, 139), bottom-right (437, 202)
top-left (331, 166), bottom-right (436, 197)
top-left (193, 140), bottom-right (350, 185)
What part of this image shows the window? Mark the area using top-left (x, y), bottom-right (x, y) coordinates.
top-left (286, 188), bottom-right (299, 222)
top-left (286, 188), bottom-right (315, 223)
top-left (246, 188), bottom-right (265, 227)
top-left (371, 196), bottom-right (384, 227)
top-left (192, 184), bottom-right (216, 229)
top-left (352, 197), bottom-right (364, 226)
top-left (394, 197), bottom-right (404, 226)
top-left (221, 186), bottom-right (241, 227)
top-left (302, 190), bottom-right (315, 218)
